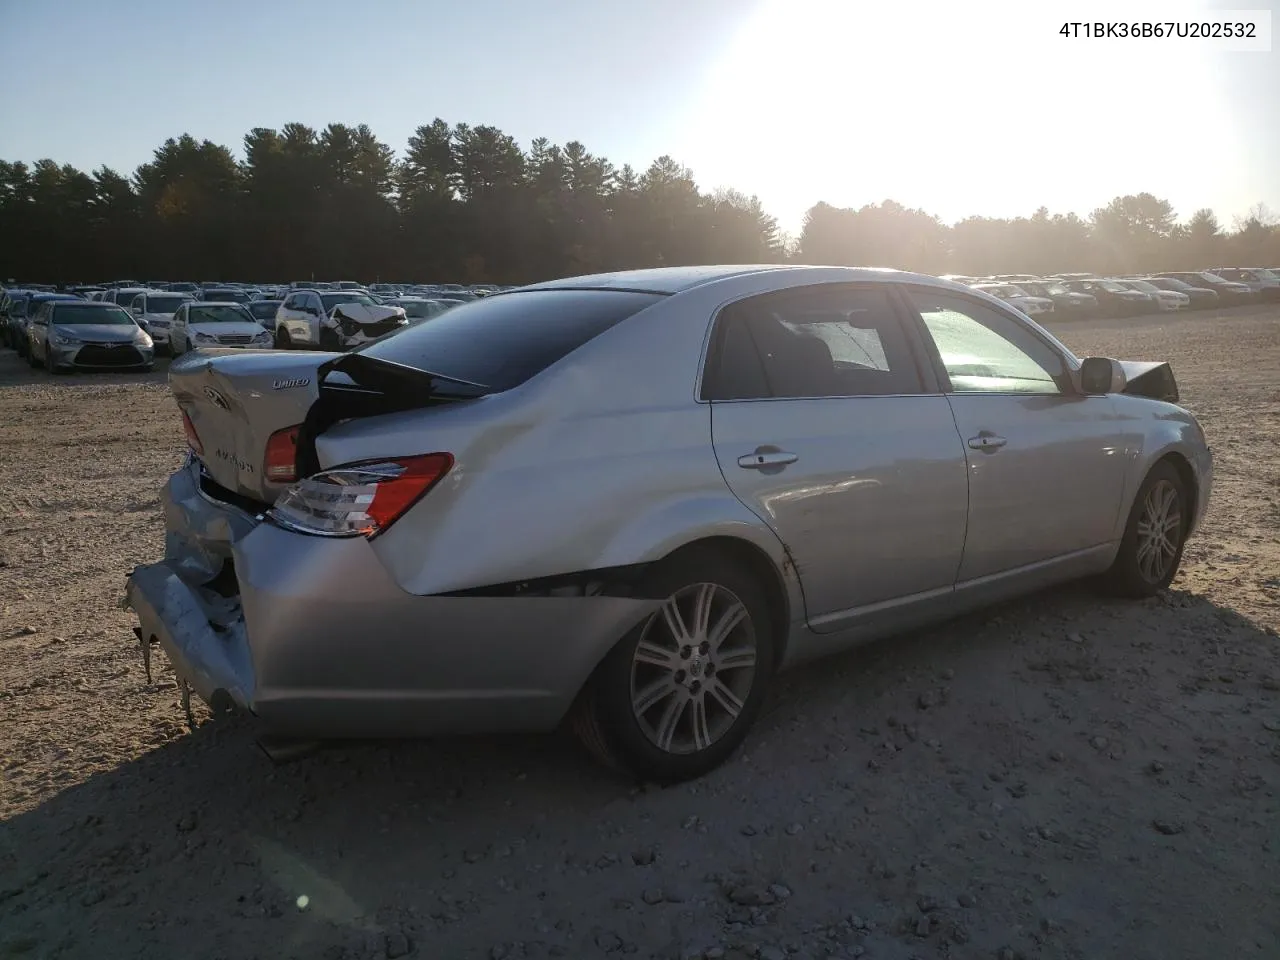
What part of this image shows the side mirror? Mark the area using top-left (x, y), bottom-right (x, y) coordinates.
top-left (1078, 356), bottom-right (1124, 395)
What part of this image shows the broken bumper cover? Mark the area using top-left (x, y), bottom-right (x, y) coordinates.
top-left (125, 457), bottom-right (658, 739)
top-left (127, 562), bottom-right (255, 711)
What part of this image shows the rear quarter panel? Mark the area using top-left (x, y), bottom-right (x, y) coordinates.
top-left (313, 278), bottom-right (825, 604)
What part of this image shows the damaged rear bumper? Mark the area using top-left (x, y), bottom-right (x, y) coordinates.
top-left (124, 456), bottom-right (658, 739)
top-left (127, 562), bottom-right (255, 712)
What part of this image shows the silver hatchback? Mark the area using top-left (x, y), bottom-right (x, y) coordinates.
top-left (126, 266), bottom-right (1212, 781)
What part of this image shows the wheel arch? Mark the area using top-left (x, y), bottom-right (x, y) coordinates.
top-left (648, 534), bottom-right (796, 670)
top-left (1153, 450), bottom-right (1199, 533)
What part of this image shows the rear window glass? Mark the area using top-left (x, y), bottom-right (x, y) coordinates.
top-left (359, 289), bottom-right (665, 391)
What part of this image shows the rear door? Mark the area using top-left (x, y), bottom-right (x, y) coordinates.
top-left (705, 283), bottom-right (969, 631)
top-left (902, 287), bottom-right (1127, 582)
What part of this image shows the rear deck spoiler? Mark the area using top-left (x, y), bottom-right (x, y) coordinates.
top-left (295, 353), bottom-right (490, 478)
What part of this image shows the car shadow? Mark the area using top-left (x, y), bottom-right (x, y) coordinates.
top-left (2, 580), bottom-right (1277, 959)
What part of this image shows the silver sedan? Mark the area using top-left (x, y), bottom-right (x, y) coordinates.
top-left (126, 266), bottom-right (1212, 781)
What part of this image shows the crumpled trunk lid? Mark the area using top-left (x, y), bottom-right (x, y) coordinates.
top-left (169, 350), bottom-right (333, 504)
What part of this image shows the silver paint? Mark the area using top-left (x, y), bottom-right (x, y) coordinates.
top-left (126, 266), bottom-right (1214, 741)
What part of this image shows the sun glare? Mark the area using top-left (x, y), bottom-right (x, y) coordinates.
top-left (685, 0), bottom-right (1232, 227)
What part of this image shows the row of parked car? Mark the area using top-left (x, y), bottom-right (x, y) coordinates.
top-left (941, 268), bottom-right (1280, 318)
top-left (3, 267), bottom-right (1276, 373)
top-left (0, 280), bottom-right (508, 370)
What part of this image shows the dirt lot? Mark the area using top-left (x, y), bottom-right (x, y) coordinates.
top-left (2, 307), bottom-right (1278, 960)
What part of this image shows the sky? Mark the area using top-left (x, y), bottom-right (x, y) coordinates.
top-left (1, 0), bottom-right (1277, 234)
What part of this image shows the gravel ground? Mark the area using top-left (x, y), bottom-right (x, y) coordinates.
top-left (2, 307), bottom-right (1278, 960)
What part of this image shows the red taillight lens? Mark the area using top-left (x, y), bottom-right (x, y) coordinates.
top-left (269, 453), bottom-right (454, 538)
top-left (264, 425), bottom-right (301, 483)
top-left (365, 454), bottom-right (453, 531)
top-left (181, 410), bottom-right (203, 455)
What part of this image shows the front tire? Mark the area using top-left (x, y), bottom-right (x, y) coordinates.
top-left (573, 550), bottom-right (776, 783)
top-left (319, 328), bottom-right (342, 352)
top-left (1102, 460), bottom-right (1189, 597)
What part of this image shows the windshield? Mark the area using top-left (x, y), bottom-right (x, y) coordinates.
top-left (1097, 280), bottom-right (1128, 292)
top-left (1198, 272), bottom-right (1227, 283)
top-left (1123, 280), bottom-right (1157, 293)
top-left (392, 299), bottom-right (441, 319)
top-left (1250, 268), bottom-right (1277, 280)
top-left (53, 305), bottom-right (134, 325)
top-left (204, 289), bottom-right (250, 303)
top-left (360, 289), bottom-right (664, 391)
top-left (249, 301), bottom-right (281, 319)
top-left (145, 295), bottom-right (189, 314)
top-left (1044, 283), bottom-right (1069, 296)
top-left (189, 304), bottom-right (254, 324)
top-left (320, 292), bottom-right (376, 310)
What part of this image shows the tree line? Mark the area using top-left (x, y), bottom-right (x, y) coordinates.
top-left (2, 119), bottom-right (1277, 284)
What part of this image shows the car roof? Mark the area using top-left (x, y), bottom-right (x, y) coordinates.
top-left (519, 264), bottom-right (959, 295)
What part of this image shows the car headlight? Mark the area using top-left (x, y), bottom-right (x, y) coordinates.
top-left (193, 332), bottom-right (215, 343)
top-left (51, 331), bottom-right (81, 346)
top-left (253, 330), bottom-right (272, 342)
top-left (134, 329), bottom-right (153, 347)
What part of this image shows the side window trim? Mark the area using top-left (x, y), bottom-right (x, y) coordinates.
top-left (896, 284), bottom-right (1076, 396)
top-left (699, 281), bottom-right (942, 402)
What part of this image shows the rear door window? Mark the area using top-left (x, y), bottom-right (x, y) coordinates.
top-left (359, 289), bottom-right (665, 391)
top-left (702, 284), bottom-right (926, 400)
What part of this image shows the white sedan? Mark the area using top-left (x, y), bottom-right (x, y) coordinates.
top-left (971, 283), bottom-right (1055, 317)
top-left (169, 302), bottom-right (275, 355)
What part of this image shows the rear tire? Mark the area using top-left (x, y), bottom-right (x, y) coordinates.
top-left (1102, 460), bottom-right (1189, 598)
top-left (275, 328), bottom-right (292, 350)
top-left (572, 549), bottom-right (776, 783)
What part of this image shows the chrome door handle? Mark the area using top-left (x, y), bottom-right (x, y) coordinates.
top-left (738, 450), bottom-right (798, 468)
top-left (967, 434), bottom-right (1008, 452)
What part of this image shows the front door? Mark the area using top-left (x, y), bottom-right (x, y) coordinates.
top-left (705, 283), bottom-right (969, 629)
top-left (903, 287), bottom-right (1128, 582)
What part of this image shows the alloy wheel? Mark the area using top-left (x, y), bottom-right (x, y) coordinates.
top-left (629, 582), bottom-right (758, 755)
top-left (1135, 478), bottom-right (1182, 582)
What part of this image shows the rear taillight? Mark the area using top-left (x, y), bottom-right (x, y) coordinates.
top-left (264, 425), bottom-right (300, 483)
top-left (268, 453), bottom-right (453, 539)
top-left (181, 410), bottom-right (203, 455)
